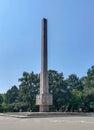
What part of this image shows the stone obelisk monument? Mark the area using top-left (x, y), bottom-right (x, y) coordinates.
top-left (36, 18), bottom-right (53, 112)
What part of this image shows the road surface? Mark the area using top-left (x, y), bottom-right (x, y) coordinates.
top-left (0, 116), bottom-right (94, 130)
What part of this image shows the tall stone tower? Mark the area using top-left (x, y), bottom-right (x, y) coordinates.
top-left (36, 18), bottom-right (53, 112)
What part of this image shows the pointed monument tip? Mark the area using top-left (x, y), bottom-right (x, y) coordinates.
top-left (42, 18), bottom-right (47, 21)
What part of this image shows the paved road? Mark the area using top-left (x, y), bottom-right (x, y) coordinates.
top-left (0, 116), bottom-right (94, 130)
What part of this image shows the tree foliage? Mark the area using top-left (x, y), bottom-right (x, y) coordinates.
top-left (0, 66), bottom-right (94, 112)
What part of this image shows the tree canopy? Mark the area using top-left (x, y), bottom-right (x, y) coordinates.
top-left (0, 66), bottom-right (94, 112)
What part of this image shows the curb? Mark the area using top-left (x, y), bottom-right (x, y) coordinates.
top-left (0, 112), bottom-right (94, 118)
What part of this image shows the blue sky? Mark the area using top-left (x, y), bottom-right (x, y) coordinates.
top-left (0, 0), bottom-right (94, 93)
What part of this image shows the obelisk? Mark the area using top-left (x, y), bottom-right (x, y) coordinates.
top-left (36, 18), bottom-right (53, 112)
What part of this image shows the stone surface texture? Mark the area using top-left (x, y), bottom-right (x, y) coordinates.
top-left (36, 18), bottom-right (52, 112)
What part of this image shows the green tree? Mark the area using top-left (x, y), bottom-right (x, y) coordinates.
top-left (2, 66), bottom-right (94, 112)
top-left (63, 74), bottom-right (83, 111)
top-left (81, 66), bottom-right (94, 112)
top-left (49, 70), bottom-right (67, 111)
top-left (0, 94), bottom-right (3, 104)
top-left (19, 72), bottom-right (39, 111)
top-left (6, 86), bottom-right (19, 104)
top-left (66, 74), bottom-right (83, 91)
top-left (69, 89), bottom-right (82, 111)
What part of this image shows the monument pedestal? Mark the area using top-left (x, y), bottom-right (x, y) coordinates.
top-left (36, 93), bottom-right (53, 112)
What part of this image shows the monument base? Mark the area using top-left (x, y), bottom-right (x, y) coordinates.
top-left (36, 93), bottom-right (53, 112)
top-left (40, 105), bottom-right (49, 112)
